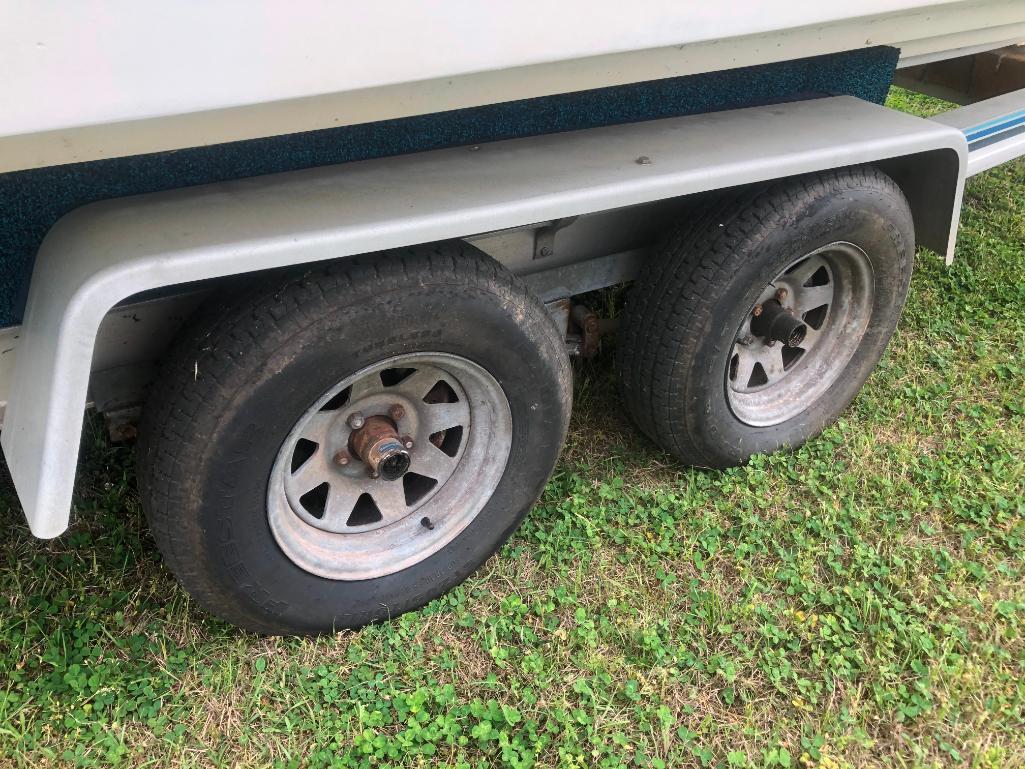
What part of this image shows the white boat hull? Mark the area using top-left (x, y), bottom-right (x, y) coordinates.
top-left (3, 0), bottom-right (1025, 173)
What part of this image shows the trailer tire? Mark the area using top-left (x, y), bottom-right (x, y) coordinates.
top-left (617, 167), bottom-right (914, 468)
top-left (137, 244), bottom-right (571, 634)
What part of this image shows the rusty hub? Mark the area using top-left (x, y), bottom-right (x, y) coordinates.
top-left (348, 415), bottom-right (411, 480)
top-left (750, 299), bottom-right (807, 348)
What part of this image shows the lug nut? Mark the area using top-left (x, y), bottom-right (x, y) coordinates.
top-left (347, 412), bottom-right (365, 430)
top-left (402, 435), bottom-right (414, 449)
top-left (752, 304), bottom-right (763, 317)
top-left (775, 287), bottom-right (788, 301)
top-left (333, 450), bottom-right (351, 466)
top-left (388, 404), bottom-right (405, 421)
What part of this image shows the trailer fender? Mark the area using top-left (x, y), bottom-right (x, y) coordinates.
top-left (0, 96), bottom-right (967, 537)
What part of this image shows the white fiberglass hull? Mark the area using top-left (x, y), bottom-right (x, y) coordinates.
top-left (3, 0), bottom-right (1025, 173)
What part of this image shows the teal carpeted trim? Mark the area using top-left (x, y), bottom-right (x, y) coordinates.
top-left (0, 46), bottom-right (898, 327)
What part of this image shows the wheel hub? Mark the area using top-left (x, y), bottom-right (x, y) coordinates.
top-left (348, 414), bottom-right (411, 480)
top-left (750, 299), bottom-right (807, 348)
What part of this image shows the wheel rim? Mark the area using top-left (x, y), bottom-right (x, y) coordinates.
top-left (267, 352), bottom-right (512, 580)
top-left (725, 242), bottom-right (874, 427)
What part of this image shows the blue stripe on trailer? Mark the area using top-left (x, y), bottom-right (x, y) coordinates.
top-left (963, 107), bottom-right (1025, 144)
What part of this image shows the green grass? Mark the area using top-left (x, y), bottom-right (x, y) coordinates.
top-left (1, 88), bottom-right (1023, 768)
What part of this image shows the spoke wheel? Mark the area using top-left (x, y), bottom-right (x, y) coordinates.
top-left (726, 242), bottom-right (874, 427)
top-left (138, 243), bottom-right (570, 634)
top-left (268, 352), bottom-right (512, 581)
top-left (617, 167), bottom-right (914, 468)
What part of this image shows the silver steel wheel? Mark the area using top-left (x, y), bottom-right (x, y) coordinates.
top-left (267, 352), bottom-right (512, 580)
top-left (726, 242), bottom-right (874, 427)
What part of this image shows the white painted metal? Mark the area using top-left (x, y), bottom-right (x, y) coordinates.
top-left (3, 0), bottom-right (1022, 173)
top-left (0, 96), bottom-right (968, 537)
top-left (933, 88), bottom-right (1025, 175)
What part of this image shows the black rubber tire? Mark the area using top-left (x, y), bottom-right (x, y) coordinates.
top-left (136, 243), bottom-right (571, 635)
top-left (617, 167), bottom-right (914, 468)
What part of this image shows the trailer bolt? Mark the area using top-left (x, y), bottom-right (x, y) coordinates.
top-left (636, 156), bottom-right (652, 165)
top-left (347, 412), bottom-right (365, 430)
top-left (333, 450), bottom-right (351, 466)
top-left (388, 404), bottom-right (405, 421)
top-left (539, 246), bottom-right (552, 257)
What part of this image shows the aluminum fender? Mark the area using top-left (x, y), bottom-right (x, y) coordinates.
top-left (0, 97), bottom-right (966, 536)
